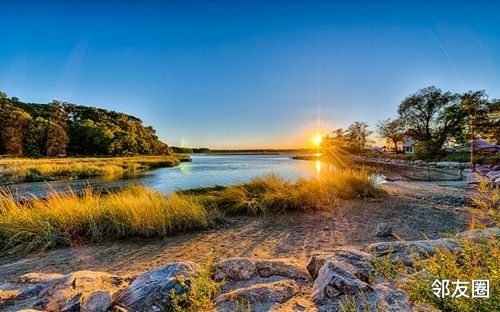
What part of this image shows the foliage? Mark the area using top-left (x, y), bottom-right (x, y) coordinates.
top-left (403, 235), bottom-right (499, 312)
top-left (414, 140), bottom-right (446, 161)
top-left (169, 259), bottom-right (223, 312)
top-left (0, 91), bottom-right (171, 157)
top-left (345, 121), bottom-right (373, 151)
top-left (460, 91), bottom-right (500, 145)
top-left (470, 180), bottom-right (500, 227)
top-left (376, 118), bottom-right (406, 152)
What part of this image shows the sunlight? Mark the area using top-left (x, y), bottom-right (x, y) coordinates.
top-left (313, 134), bottom-right (322, 146)
top-left (315, 159), bottom-right (322, 174)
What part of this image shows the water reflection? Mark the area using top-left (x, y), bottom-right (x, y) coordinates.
top-left (5, 154), bottom-right (322, 198)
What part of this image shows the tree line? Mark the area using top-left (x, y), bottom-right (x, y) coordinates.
top-left (0, 92), bottom-right (171, 157)
top-left (324, 86), bottom-right (499, 160)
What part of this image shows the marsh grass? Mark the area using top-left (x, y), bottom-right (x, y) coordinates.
top-left (0, 155), bottom-right (186, 183)
top-left (0, 185), bottom-right (221, 253)
top-left (0, 169), bottom-right (381, 253)
top-left (206, 170), bottom-right (382, 215)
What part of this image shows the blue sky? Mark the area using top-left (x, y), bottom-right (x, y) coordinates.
top-left (1, 1), bottom-right (499, 148)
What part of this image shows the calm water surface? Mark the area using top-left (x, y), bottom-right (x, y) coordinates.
top-left (6, 154), bottom-right (324, 198)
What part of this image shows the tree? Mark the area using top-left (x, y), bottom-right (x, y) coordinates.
top-left (0, 101), bottom-right (31, 155)
top-left (24, 117), bottom-right (49, 156)
top-left (46, 101), bottom-right (68, 156)
top-left (345, 121), bottom-right (373, 151)
top-left (398, 86), bottom-right (465, 159)
top-left (376, 118), bottom-right (406, 152)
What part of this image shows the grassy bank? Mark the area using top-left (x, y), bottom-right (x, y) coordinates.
top-left (0, 170), bottom-right (381, 253)
top-left (0, 155), bottom-right (189, 184)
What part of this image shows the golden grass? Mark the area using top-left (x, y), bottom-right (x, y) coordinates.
top-left (0, 169), bottom-right (381, 253)
top-left (0, 155), bottom-right (186, 183)
top-left (201, 169), bottom-right (383, 215)
top-left (0, 185), bottom-right (221, 252)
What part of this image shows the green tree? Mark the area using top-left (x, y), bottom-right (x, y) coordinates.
top-left (398, 86), bottom-right (465, 160)
top-left (46, 101), bottom-right (68, 156)
top-left (376, 118), bottom-right (406, 152)
top-left (24, 117), bottom-right (49, 156)
top-left (345, 121), bottom-right (373, 151)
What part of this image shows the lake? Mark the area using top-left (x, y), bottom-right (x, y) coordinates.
top-left (6, 154), bottom-right (324, 198)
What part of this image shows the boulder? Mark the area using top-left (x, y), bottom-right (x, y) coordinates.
top-left (112, 262), bottom-right (198, 312)
top-left (214, 258), bottom-right (257, 281)
top-left (307, 248), bottom-right (373, 282)
top-left (81, 290), bottom-right (111, 312)
top-left (310, 260), bottom-right (372, 304)
top-left (486, 170), bottom-right (500, 180)
top-left (370, 282), bottom-right (413, 312)
top-left (375, 222), bottom-right (393, 237)
top-left (367, 238), bottom-right (459, 266)
top-left (0, 271), bottom-right (126, 312)
top-left (216, 280), bottom-right (300, 311)
top-left (254, 259), bottom-right (311, 282)
top-left (268, 296), bottom-right (318, 312)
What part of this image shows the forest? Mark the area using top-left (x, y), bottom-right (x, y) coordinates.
top-left (0, 92), bottom-right (171, 157)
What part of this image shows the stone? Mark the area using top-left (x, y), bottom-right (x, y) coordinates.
top-left (371, 282), bottom-right (413, 311)
top-left (375, 222), bottom-right (393, 237)
top-left (112, 262), bottom-right (197, 312)
top-left (311, 260), bottom-right (372, 304)
top-left (307, 248), bottom-right (373, 282)
top-left (214, 258), bottom-right (257, 281)
top-left (254, 259), bottom-right (311, 282)
top-left (0, 271), bottom-right (126, 312)
top-left (216, 280), bottom-right (300, 311)
top-left (81, 290), bottom-right (111, 312)
top-left (268, 296), bottom-right (318, 312)
top-left (367, 238), bottom-right (460, 266)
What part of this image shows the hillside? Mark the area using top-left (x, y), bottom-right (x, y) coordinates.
top-left (0, 92), bottom-right (171, 156)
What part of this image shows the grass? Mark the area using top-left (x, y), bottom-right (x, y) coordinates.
top-left (0, 169), bottom-right (381, 253)
top-left (0, 185), bottom-right (221, 253)
top-left (0, 155), bottom-right (188, 184)
top-left (169, 258), bottom-right (224, 312)
top-left (400, 183), bottom-right (500, 312)
top-left (193, 170), bottom-right (383, 215)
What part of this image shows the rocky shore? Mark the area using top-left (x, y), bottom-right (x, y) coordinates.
top-left (1, 228), bottom-right (497, 312)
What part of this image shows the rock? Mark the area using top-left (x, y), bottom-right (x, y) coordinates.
top-left (214, 258), bottom-right (257, 281)
top-left (0, 271), bottom-right (126, 312)
top-left (486, 170), bottom-right (500, 181)
top-left (113, 262), bottom-right (197, 312)
top-left (81, 290), bottom-right (111, 312)
top-left (307, 248), bottom-right (373, 282)
top-left (375, 222), bottom-right (392, 237)
top-left (268, 296), bottom-right (318, 312)
top-left (368, 228), bottom-right (500, 266)
top-left (311, 260), bottom-right (372, 304)
top-left (367, 238), bottom-right (460, 266)
top-left (216, 280), bottom-right (300, 311)
top-left (370, 282), bottom-right (413, 311)
top-left (254, 259), bottom-right (311, 282)
top-left (491, 165), bottom-right (500, 171)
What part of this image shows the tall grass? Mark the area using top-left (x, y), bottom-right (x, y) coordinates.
top-left (0, 155), bottom-right (186, 183)
top-left (0, 169), bottom-right (381, 253)
top-left (0, 186), bottom-right (221, 253)
top-left (204, 170), bottom-right (382, 215)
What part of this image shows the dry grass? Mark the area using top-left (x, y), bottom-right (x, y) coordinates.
top-left (0, 169), bottom-right (382, 253)
top-left (204, 169), bottom-right (383, 215)
top-left (0, 155), bottom-right (186, 183)
top-left (0, 185), bottom-right (221, 253)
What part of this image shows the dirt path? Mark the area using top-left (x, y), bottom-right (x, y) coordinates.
top-left (0, 181), bottom-right (472, 283)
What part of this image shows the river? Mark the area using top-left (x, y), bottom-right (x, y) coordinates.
top-left (5, 154), bottom-right (324, 198)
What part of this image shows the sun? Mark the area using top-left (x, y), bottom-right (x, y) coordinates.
top-left (313, 134), bottom-right (322, 146)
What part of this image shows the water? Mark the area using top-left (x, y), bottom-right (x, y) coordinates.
top-left (5, 154), bottom-right (322, 198)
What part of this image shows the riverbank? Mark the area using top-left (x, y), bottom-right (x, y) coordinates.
top-left (0, 180), bottom-right (472, 282)
top-left (0, 155), bottom-right (189, 184)
top-left (0, 170), bottom-right (380, 253)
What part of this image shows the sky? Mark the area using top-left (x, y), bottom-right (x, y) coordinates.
top-left (1, 1), bottom-right (500, 149)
